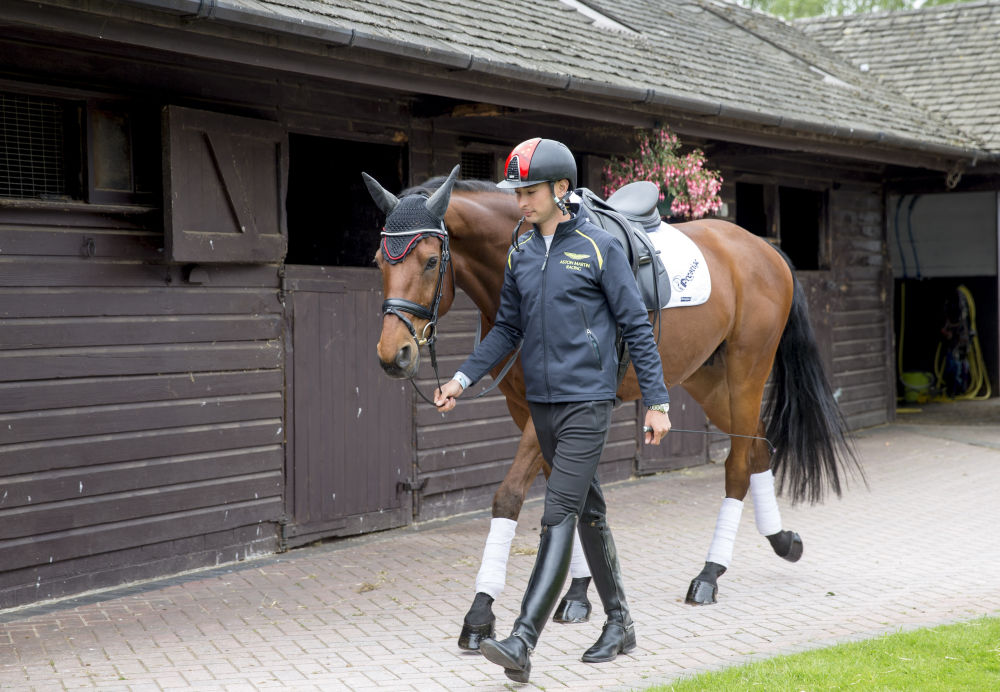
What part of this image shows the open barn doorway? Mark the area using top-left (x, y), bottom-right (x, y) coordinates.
top-left (891, 191), bottom-right (998, 408)
top-left (281, 134), bottom-right (413, 547)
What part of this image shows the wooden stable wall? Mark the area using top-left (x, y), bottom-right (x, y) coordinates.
top-left (0, 205), bottom-right (285, 608)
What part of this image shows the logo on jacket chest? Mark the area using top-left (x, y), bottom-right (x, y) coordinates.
top-left (560, 251), bottom-right (592, 272)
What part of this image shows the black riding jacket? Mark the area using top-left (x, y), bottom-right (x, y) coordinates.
top-left (459, 213), bottom-right (670, 407)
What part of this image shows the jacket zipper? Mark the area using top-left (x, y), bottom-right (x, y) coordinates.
top-left (540, 234), bottom-right (552, 395)
top-left (579, 305), bottom-right (602, 369)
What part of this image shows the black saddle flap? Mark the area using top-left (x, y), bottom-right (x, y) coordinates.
top-left (575, 186), bottom-right (669, 312)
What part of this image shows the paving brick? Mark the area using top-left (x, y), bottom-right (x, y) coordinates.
top-left (3, 415), bottom-right (1000, 690)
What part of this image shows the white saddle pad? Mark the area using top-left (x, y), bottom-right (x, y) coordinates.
top-left (649, 222), bottom-right (711, 308)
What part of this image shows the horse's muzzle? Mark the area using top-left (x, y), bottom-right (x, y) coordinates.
top-left (378, 342), bottom-right (418, 379)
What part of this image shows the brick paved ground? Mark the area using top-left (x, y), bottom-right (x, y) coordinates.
top-left (2, 406), bottom-right (1000, 691)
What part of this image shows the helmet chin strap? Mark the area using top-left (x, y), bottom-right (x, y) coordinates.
top-left (549, 181), bottom-right (570, 216)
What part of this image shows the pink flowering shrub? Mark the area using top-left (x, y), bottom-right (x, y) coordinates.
top-left (602, 128), bottom-right (723, 220)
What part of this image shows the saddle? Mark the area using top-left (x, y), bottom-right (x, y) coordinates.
top-left (575, 182), bottom-right (670, 311)
top-left (574, 181), bottom-right (670, 387)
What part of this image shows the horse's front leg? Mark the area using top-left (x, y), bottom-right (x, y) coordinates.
top-left (458, 418), bottom-right (593, 650)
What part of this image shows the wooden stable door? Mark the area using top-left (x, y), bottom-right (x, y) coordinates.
top-left (282, 266), bottom-right (412, 548)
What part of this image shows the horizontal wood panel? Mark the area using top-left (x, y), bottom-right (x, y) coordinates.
top-left (418, 438), bottom-right (521, 473)
top-left (0, 473), bottom-right (282, 540)
top-left (0, 227), bottom-right (162, 259)
top-left (833, 338), bottom-right (887, 358)
top-left (0, 315), bottom-right (282, 350)
top-left (0, 393), bottom-right (283, 445)
top-left (0, 342), bottom-right (283, 381)
top-left (0, 523), bottom-right (276, 610)
top-left (0, 287), bottom-right (281, 318)
top-left (0, 370), bottom-right (283, 414)
top-left (0, 420), bottom-right (284, 475)
top-left (0, 258), bottom-right (280, 288)
top-left (0, 446), bottom-right (282, 509)
top-left (417, 418), bottom-right (521, 450)
top-left (0, 498), bottom-right (282, 573)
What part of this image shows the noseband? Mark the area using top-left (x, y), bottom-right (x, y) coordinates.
top-left (380, 225), bottom-right (453, 404)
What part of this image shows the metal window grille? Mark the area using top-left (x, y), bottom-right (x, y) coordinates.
top-left (460, 151), bottom-right (495, 181)
top-left (0, 92), bottom-right (67, 199)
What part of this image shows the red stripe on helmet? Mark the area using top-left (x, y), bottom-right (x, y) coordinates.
top-left (506, 137), bottom-right (542, 182)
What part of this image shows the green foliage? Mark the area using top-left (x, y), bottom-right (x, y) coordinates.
top-left (648, 615), bottom-right (1000, 692)
top-left (739, 0), bottom-right (974, 19)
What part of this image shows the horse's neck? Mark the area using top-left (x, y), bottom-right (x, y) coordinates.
top-left (446, 194), bottom-right (517, 319)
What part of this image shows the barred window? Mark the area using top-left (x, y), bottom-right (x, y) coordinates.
top-left (0, 92), bottom-right (68, 199)
top-left (460, 151), bottom-right (495, 181)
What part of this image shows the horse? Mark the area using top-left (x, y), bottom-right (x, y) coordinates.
top-left (364, 165), bottom-right (860, 651)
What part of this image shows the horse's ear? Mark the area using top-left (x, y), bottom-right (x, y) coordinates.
top-left (362, 172), bottom-right (399, 215)
top-left (425, 164), bottom-right (460, 220)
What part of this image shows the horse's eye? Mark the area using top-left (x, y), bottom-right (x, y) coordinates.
top-left (425, 256), bottom-right (439, 271)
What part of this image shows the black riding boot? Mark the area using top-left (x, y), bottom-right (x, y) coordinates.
top-left (578, 519), bottom-right (636, 663)
top-left (479, 513), bottom-right (576, 683)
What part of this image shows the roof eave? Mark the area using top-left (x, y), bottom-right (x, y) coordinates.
top-left (22, 0), bottom-right (998, 170)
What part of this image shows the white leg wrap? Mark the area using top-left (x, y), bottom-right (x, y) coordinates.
top-left (750, 469), bottom-right (783, 536)
top-left (568, 527), bottom-right (591, 579)
top-left (705, 498), bottom-right (744, 568)
top-left (474, 518), bottom-right (517, 599)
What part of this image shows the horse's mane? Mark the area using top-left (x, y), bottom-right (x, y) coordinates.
top-left (401, 177), bottom-right (511, 197)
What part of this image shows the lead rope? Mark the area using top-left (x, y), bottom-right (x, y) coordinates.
top-left (642, 426), bottom-right (776, 455)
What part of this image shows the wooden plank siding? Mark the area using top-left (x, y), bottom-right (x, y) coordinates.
top-left (0, 207), bottom-right (285, 608)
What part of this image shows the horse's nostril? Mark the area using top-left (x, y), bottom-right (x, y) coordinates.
top-left (396, 344), bottom-right (413, 369)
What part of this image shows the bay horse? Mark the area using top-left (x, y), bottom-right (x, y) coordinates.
top-left (365, 166), bottom-right (859, 651)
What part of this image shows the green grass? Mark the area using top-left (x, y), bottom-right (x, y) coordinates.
top-left (650, 616), bottom-right (1000, 692)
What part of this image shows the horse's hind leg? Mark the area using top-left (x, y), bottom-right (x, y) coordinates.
top-left (683, 346), bottom-right (783, 605)
top-left (458, 418), bottom-right (593, 650)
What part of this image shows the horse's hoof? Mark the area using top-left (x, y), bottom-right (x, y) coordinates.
top-left (685, 578), bottom-right (718, 605)
top-left (458, 618), bottom-right (495, 651)
top-left (768, 530), bottom-right (804, 563)
top-left (553, 598), bottom-right (591, 623)
top-left (782, 532), bottom-right (803, 562)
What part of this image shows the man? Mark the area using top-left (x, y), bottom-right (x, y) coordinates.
top-left (434, 137), bottom-right (671, 683)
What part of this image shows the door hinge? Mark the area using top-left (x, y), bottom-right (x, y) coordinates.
top-left (397, 477), bottom-right (428, 493)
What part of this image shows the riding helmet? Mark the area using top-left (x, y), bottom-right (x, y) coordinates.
top-left (497, 138), bottom-right (577, 190)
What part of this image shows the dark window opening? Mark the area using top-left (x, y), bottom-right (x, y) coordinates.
top-left (736, 181), bottom-right (827, 270)
top-left (0, 90), bottom-right (158, 205)
top-left (460, 151), bottom-right (494, 181)
top-left (86, 103), bottom-right (159, 205)
top-left (735, 182), bottom-right (767, 237)
top-left (779, 186), bottom-right (825, 271)
top-left (286, 135), bottom-right (406, 267)
top-left (0, 92), bottom-right (79, 200)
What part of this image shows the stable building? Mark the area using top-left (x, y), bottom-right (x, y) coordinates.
top-left (0, 0), bottom-right (993, 609)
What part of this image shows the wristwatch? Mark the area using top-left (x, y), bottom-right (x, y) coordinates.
top-left (648, 403), bottom-right (669, 414)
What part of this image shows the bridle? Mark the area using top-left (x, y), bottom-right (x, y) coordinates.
top-left (380, 222), bottom-right (521, 406)
top-left (380, 225), bottom-right (454, 406)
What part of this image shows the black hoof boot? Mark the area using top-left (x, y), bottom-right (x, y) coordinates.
top-left (685, 562), bottom-right (727, 605)
top-left (767, 530), bottom-right (803, 563)
top-left (458, 592), bottom-right (495, 651)
top-left (553, 577), bottom-right (592, 623)
top-left (479, 634), bottom-right (531, 683)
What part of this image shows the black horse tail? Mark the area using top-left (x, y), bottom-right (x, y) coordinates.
top-left (764, 263), bottom-right (864, 504)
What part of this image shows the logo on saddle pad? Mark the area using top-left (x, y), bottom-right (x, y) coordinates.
top-left (560, 251), bottom-right (592, 272)
top-left (672, 259), bottom-right (700, 292)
